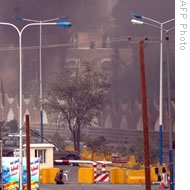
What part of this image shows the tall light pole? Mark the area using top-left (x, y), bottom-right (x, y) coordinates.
top-left (131, 15), bottom-right (175, 190)
top-left (131, 14), bottom-right (174, 166)
top-left (13, 15), bottom-right (69, 143)
top-left (0, 20), bottom-right (71, 190)
top-left (165, 32), bottom-right (174, 190)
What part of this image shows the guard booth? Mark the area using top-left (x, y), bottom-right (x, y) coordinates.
top-left (23, 143), bottom-right (54, 169)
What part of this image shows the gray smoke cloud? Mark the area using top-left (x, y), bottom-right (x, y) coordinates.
top-left (0, 0), bottom-right (174, 97)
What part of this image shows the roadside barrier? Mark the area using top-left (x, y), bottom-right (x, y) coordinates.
top-left (127, 165), bottom-right (171, 185)
top-left (110, 168), bottom-right (127, 184)
top-left (53, 159), bottom-right (171, 185)
top-left (54, 159), bottom-right (112, 165)
top-left (127, 169), bottom-right (145, 184)
top-left (78, 168), bottom-right (94, 184)
top-left (40, 168), bottom-right (60, 184)
top-left (160, 173), bottom-right (170, 188)
top-left (93, 163), bottom-right (109, 183)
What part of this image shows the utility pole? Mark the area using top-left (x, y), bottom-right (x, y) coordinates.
top-left (138, 40), bottom-right (151, 190)
top-left (26, 115), bottom-right (31, 190)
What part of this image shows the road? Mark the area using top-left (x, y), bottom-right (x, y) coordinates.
top-left (39, 183), bottom-right (161, 190)
top-left (39, 165), bottom-right (165, 190)
top-left (0, 165), bottom-right (169, 190)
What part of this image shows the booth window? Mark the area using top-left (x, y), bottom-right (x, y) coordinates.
top-left (35, 149), bottom-right (46, 163)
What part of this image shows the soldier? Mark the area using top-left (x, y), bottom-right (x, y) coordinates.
top-left (55, 169), bottom-right (64, 184)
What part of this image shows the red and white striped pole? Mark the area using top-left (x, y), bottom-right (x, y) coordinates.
top-left (54, 160), bottom-right (112, 165)
top-left (101, 163), bottom-right (106, 173)
top-left (93, 163), bottom-right (97, 173)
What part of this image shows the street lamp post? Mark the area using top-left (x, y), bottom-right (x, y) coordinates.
top-left (131, 14), bottom-right (175, 190)
top-left (131, 14), bottom-right (174, 165)
top-left (0, 20), bottom-right (71, 190)
top-left (13, 15), bottom-right (69, 143)
top-left (165, 32), bottom-right (174, 190)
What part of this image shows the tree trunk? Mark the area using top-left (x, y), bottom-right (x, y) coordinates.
top-left (76, 125), bottom-right (81, 153)
top-left (72, 130), bottom-right (77, 151)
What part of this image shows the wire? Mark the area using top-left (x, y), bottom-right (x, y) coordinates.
top-left (0, 35), bottom-right (175, 52)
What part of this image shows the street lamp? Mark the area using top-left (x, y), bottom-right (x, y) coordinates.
top-left (131, 14), bottom-right (174, 165)
top-left (13, 15), bottom-right (69, 143)
top-left (131, 14), bottom-right (175, 190)
top-left (0, 20), bottom-right (71, 190)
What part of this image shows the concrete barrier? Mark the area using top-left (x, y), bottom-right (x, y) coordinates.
top-left (78, 168), bottom-right (94, 184)
top-left (127, 169), bottom-right (145, 184)
top-left (40, 168), bottom-right (60, 184)
top-left (49, 168), bottom-right (60, 184)
top-left (40, 168), bottom-right (50, 184)
top-left (110, 168), bottom-right (126, 184)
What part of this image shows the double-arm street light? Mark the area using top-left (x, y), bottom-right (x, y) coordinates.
top-left (131, 13), bottom-right (174, 165)
top-left (131, 14), bottom-right (174, 190)
top-left (0, 20), bottom-right (71, 190)
top-left (13, 15), bottom-right (69, 143)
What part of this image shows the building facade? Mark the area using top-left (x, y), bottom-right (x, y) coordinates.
top-left (0, 32), bottom-right (175, 135)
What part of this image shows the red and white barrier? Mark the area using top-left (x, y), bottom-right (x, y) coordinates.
top-left (93, 162), bottom-right (109, 183)
top-left (101, 163), bottom-right (106, 173)
top-left (160, 173), bottom-right (170, 189)
top-left (94, 173), bottom-right (109, 183)
top-left (54, 159), bottom-right (112, 165)
top-left (93, 163), bottom-right (97, 172)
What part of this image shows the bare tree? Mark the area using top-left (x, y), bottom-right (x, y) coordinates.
top-left (43, 62), bottom-right (111, 152)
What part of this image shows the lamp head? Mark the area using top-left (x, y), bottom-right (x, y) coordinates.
top-left (56, 22), bottom-right (72, 27)
top-left (131, 19), bottom-right (144, 25)
top-left (132, 13), bottom-right (142, 19)
top-left (13, 16), bottom-right (23, 20)
top-left (59, 15), bottom-right (68, 19)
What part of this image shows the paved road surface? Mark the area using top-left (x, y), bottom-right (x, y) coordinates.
top-left (39, 183), bottom-right (162, 190)
top-left (39, 165), bottom-right (172, 190)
